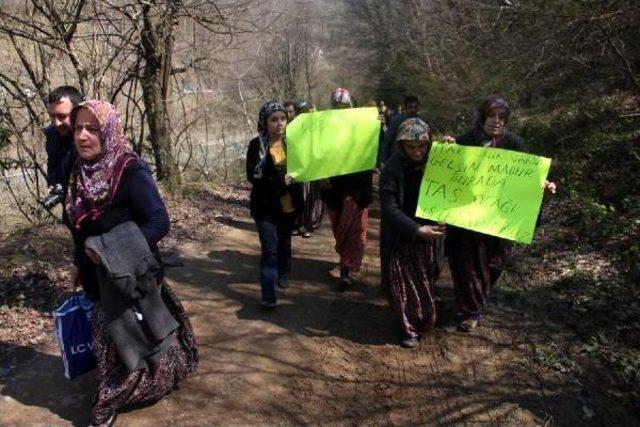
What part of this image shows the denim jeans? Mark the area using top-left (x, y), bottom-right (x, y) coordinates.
top-left (255, 214), bottom-right (294, 303)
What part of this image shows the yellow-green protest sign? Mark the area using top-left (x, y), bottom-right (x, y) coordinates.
top-left (286, 107), bottom-right (380, 181)
top-left (416, 142), bottom-right (551, 244)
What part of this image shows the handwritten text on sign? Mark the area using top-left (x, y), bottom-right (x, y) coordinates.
top-left (415, 142), bottom-right (551, 244)
top-left (286, 107), bottom-right (380, 182)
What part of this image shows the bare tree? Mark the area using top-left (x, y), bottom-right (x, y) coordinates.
top-left (257, 2), bottom-right (323, 102)
top-left (0, 0), bottom-right (263, 205)
top-left (102, 0), bottom-right (261, 192)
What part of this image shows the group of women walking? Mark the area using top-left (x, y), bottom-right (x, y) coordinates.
top-left (246, 89), bottom-right (556, 349)
top-left (56, 88), bottom-right (554, 424)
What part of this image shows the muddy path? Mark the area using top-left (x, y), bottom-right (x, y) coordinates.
top-left (1, 200), bottom-right (637, 426)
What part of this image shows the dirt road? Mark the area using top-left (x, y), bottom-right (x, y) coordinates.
top-left (0, 200), bottom-right (637, 426)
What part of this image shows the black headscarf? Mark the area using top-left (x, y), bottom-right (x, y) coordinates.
top-left (253, 100), bottom-right (286, 179)
top-left (257, 100), bottom-right (285, 132)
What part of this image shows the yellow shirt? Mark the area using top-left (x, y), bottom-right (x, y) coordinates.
top-left (269, 140), bottom-right (287, 168)
top-left (269, 140), bottom-right (295, 213)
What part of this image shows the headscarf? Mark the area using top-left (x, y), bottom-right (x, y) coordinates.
top-left (254, 100), bottom-right (286, 179)
top-left (257, 100), bottom-right (285, 133)
top-left (395, 117), bottom-right (430, 143)
top-left (294, 100), bottom-right (312, 114)
top-left (395, 118), bottom-right (431, 166)
top-left (330, 87), bottom-right (353, 108)
top-left (65, 100), bottom-right (138, 229)
top-left (474, 94), bottom-right (511, 144)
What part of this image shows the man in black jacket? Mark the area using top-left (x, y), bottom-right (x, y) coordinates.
top-left (44, 86), bottom-right (82, 196)
top-left (380, 95), bottom-right (425, 165)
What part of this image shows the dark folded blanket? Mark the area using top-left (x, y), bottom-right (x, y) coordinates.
top-left (86, 221), bottom-right (178, 371)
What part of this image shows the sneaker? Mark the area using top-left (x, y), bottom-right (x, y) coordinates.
top-left (291, 229), bottom-right (301, 236)
top-left (302, 230), bottom-right (312, 238)
top-left (401, 337), bottom-right (418, 348)
top-left (458, 315), bottom-right (480, 332)
top-left (260, 300), bottom-right (277, 309)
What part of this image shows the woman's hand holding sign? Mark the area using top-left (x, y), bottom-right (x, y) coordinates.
top-left (441, 135), bottom-right (456, 144)
top-left (543, 180), bottom-right (556, 194)
top-left (417, 223), bottom-right (446, 240)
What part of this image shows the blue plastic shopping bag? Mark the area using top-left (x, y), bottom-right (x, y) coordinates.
top-left (53, 293), bottom-right (97, 379)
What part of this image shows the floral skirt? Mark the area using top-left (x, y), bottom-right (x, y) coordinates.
top-left (90, 281), bottom-right (198, 425)
top-left (447, 230), bottom-right (508, 317)
top-left (388, 239), bottom-right (441, 339)
top-left (327, 196), bottom-right (369, 272)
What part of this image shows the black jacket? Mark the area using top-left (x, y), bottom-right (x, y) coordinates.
top-left (70, 159), bottom-right (170, 301)
top-left (321, 170), bottom-right (373, 211)
top-left (245, 136), bottom-right (303, 220)
top-left (379, 153), bottom-right (444, 285)
top-left (45, 125), bottom-right (76, 189)
top-left (456, 128), bottom-right (528, 152)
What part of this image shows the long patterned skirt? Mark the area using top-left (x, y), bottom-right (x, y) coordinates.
top-left (300, 181), bottom-right (325, 230)
top-left (90, 281), bottom-right (198, 425)
top-left (447, 230), bottom-right (508, 317)
top-left (388, 239), bottom-right (441, 340)
top-left (327, 195), bottom-right (369, 272)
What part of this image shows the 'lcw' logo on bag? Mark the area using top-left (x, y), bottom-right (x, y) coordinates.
top-left (54, 293), bottom-right (97, 379)
top-left (70, 343), bottom-right (94, 355)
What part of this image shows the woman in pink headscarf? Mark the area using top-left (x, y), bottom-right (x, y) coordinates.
top-left (321, 88), bottom-right (374, 288)
top-left (66, 100), bottom-right (197, 426)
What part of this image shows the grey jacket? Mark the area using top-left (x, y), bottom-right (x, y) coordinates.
top-left (85, 221), bottom-right (178, 371)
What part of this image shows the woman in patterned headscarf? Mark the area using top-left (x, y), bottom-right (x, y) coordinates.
top-left (380, 118), bottom-right (445, 347)
top-left (246, 100), bottom-right (302, 307)
top-left (321, 88), bottom-right (374, 288)
top-left (445, 94), bottom-right (556, 332)
top-left (66, 100), bottom-right (197, 426)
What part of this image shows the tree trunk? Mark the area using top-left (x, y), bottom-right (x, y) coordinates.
top-left (140, 0), bottom-right (182, 193)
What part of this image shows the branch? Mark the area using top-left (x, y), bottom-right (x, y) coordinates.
top-left (170, 56), bottom-right (207, 75)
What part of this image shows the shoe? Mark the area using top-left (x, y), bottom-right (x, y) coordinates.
top-left (338, 269), bottom-right (351, 289)
top-left (260, 300), bottom-right (277, 309)
top-left (458, 315), bottom-right (480, 332)
top-left (88, 414), bottom-right (115, 427)
top-left (277, 279), bottom-right (289, 289)
top-left (302, 231), bottom-right (312, 238)
top-left (338, 276), bottom-right (351, 288)
top-left (291, 229), bottom-right (301, 236)
top-left (401, 337), bottom-right (418, 348)
top-left (328, 265), bottom-right (341, 279)
top-left (337, 280), bottom-right (350, 291)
